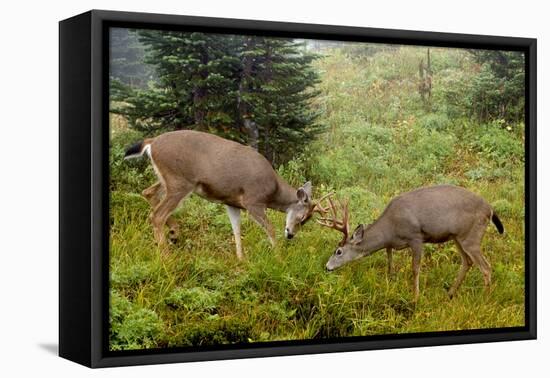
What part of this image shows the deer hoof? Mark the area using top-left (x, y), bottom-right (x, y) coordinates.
top-left (168, 229), bottom-right (179, 244)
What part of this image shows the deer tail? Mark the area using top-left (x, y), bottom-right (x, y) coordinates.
top-left (124, 138), bottom-right (153, 160)
top-left (491, 211), bottom-right (504, 234)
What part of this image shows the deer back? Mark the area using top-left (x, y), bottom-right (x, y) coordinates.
top-left (149, 130), bottom-right (283, 207)
top-left (378, 185), bottom-right (493, 245)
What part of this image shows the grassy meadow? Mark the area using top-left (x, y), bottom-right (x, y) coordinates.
top-left (109, 46), bottom-right (525, 351)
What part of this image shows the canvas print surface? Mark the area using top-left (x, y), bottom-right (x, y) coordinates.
top-left (108, 27), bottom-right (526, 351)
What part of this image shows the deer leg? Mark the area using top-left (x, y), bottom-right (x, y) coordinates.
top-left (142, 182), bottom-right (179, 243)
top-left (142, 182), bottom-right (163, 204)
top-left (246, 205), bottom-right (276, 248)
top-left (150, 186), bottom-right (191, 248)
top-left (226, 205), bottom-right (243, 260)
top-left (410, 241), bottom-right (423, 302)
top-left (480, 255), bottom-right (492, 290)
top-left (467, 246), bottom-right (492, 290)
top-left (386, 247), bottom-right (393, 277)
top-left (458, 222), bottom-right (492, 292)
top-left (448, 240), bottom-right (473, 299)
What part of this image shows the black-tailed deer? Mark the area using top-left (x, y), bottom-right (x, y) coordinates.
top-left (318, 185), bottom-right (504, 300)
top-left (124, 130), bottom-right (328, 259)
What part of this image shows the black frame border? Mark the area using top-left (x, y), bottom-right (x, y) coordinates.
top-left (59, 9), bottom-right (536, 368)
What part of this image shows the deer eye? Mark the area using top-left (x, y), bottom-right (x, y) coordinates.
top-left (335, 249), bottom-right (343, 256)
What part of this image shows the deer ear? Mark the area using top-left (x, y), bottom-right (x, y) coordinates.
top-left (297, 181), bottom-right (312, 203)
top-left (297, 188), bottom-right (309, 203)
top-left (352, 224), bottom-right (365, 242)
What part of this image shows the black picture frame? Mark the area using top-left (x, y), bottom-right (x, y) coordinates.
top-left (59, 9), bottom-right (537, 368)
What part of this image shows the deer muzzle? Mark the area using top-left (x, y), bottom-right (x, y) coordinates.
top-left (285, 228), bottom-right (294, 239)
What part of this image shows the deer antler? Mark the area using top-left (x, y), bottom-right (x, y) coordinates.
top-left (316, 196), bottom-right (350, 246)
top-left (311, 191), bottom-right (335, 216)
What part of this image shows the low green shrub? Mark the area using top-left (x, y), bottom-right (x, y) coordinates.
top-left (171, 318), bottom-right (255, 346)
top-left (469, 122), bottom-right (524, 166)
top-left (165, 287), bottom-right (221, 313)
top-left (110, 291), bottom-right (166, 350)
top-left (417, 113), bottom-right (452, 131)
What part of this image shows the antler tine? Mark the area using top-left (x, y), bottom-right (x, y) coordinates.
top-left (317, 217), bottom-right (344, 225)
top-left (328, 196), bottom-right (338, 220)
top-left (317, 191), bottom-right (335, 204)
top-left (316, 195), bottom-right (351, 245)
top-left (341, 198), bottom-right (350, 239)
top-left (316, 218), bottom-right (336, 228)
top-left (312, 191), bottom-right (335, 215)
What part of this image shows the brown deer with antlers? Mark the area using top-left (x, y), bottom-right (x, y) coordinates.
top-left (124, 130), bottom-right (329, 259)
top-left (317, 185), bottom-right (504, 301)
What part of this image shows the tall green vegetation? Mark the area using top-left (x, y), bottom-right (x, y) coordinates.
top-left (109, 43), bottom-right (525, 351)
top-left (435, 49), bottom-right (525, 124)
top-left (111, 30), bottom-right (321, 164)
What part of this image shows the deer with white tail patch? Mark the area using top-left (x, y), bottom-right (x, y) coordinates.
top-left (125, 130), bottom-right (328, 259)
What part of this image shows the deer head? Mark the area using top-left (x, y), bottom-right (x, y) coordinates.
top-left (317, 197), bottom-right (367, 271)
top-left (325, 224), bottom-right (369, 271)
top-left (284, 182), bottom-right (333, 239)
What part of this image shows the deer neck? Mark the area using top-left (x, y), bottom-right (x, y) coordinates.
top-left (269, 178), bottom-right (298, 212)
top-left (361, 221), bottom-right (391, 255)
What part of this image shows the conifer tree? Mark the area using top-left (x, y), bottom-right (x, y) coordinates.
top-left (467, 50), bottom-right (525, 122)
top-left (111, 30), bottom-right (241, 133)
top-left (243, 37), bottom-right (321, 163)
top-left (111, 31), bottom-right (321, 164)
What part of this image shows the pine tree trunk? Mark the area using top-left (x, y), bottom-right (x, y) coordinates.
top-left (193, 88), bottom-right (206, 127)
top-left (418, 48), bottom-right (432, 111)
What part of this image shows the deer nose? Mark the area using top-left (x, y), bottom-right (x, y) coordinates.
top-left (285, 228), bottom-right (294, 239)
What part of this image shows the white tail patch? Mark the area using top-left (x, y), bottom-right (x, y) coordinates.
top-left (124, 142), bottom-right (152, 160)
top-left (143, 143), bottom-right (152, 158)
top-left (148, 145), bottom-right (166, 188)
top-left (126, 142), bottom-right (166, 189)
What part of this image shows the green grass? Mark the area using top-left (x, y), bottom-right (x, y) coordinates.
top-left (109, 46), bottom-right (525, 351)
